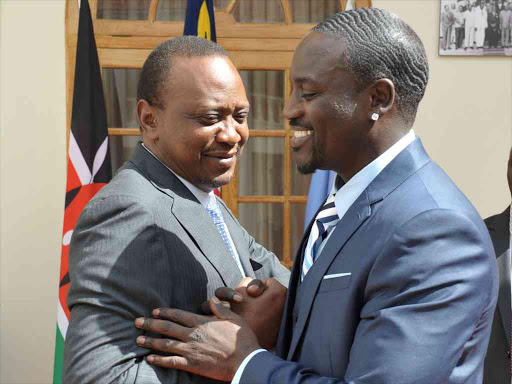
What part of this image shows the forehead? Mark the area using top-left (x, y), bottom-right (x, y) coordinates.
top-left (290, 32), bottom-right (348, 85)
top-left (167, 56), bottom-right (248, 104)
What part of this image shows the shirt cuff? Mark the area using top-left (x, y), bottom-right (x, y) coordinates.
top-left (231, 349), bottom-right (267, 384)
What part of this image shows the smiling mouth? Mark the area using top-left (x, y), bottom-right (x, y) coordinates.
top-left (206, 153), bottom-right (236, 159)
top-left (203, 152), bottom-right (239, 169)
top-left (291, 129), bottom-right (313, 151)
top-left (293, 130), bottom-right (313, 138)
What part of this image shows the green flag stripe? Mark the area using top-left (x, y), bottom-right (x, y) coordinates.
top-left (53, 325), bottom-right (65, 384)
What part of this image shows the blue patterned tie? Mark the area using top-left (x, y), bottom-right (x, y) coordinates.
top-left (302, 193), bottom-right (340, 280)
top-left (206, 195), bottom-right (239, 262)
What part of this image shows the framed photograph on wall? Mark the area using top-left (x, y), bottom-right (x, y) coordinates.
top-left (439, 0), bottom-right (512, 56)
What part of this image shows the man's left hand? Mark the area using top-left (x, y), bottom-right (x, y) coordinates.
top-left (135, 297), bottom-right (260, 382)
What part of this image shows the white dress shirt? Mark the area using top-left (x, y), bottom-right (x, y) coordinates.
top-left (232, 129), bottom-right (416, 383)
top-left (141, 143), bottom-right (245, 277)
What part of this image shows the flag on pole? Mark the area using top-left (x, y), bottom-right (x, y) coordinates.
top-left (304, 170), bottom-right (336, 227)
top-left (53, 0), bottom-right (112, 382)
top-left (184, 0), bottom-right (217, 42)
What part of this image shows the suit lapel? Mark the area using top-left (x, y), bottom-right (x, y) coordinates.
top-left (488, 209), bottom-right (511, 346)
top-left (220, 202), bottom-right (257, 279)
top-left (276, 194), bottom-right (329, 357)
top-left (286, 194), bottom-right (372, 360)
top-left (128, 143), bottom-right (243, 289)
top-left (285, 138), bottom-right (431, 361)
top-left (276, 226), bottom-right (311, 358)
top-left (171, 199), bottom-right (244, 288)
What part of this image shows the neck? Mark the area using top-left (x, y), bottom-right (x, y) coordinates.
top-left (338, 119), bottom-right (412, 182)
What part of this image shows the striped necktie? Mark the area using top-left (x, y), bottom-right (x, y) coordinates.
top-left (302, 193), bottom-right (340, 279)
top-left (206, 195), bottom-right (239, 263)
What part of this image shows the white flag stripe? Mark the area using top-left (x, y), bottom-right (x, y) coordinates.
top-left (57, 301), bottom-right (69, 339)
top-left (91, 136), bottom-right (109, 181)
top-left (69, 132), bottom-right (92, 185)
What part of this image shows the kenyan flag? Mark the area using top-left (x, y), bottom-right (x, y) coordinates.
top-left (53, 0), bottom-right (112, 382)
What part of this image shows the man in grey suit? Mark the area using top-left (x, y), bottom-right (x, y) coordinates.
top-left (483, 147), bottom-right (512, 384)
top-left (62, 36), bottom-right (290, 384)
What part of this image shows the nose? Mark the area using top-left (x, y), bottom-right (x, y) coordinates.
top-left (283, 92), bottom-right (302, 121)
top-left (216, 118), bottom-right (243, 145)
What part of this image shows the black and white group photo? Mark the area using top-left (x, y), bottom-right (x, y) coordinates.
top-left (440, 0), bottom-right (512, 55)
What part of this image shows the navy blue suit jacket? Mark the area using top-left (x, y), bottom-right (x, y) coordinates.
top-left (241, 139), bottom-right (498, 383)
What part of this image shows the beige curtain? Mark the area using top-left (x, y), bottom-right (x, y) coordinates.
top-left (292, 0), bottom-right (340, 23)
top-left (156, 0), bottom-right (188, 21)
top-left (99, 1), bottom-right (146, 172)
top-left (237, 70), bottom-right (285, 257)
top-left (97, 0), bottom-right (152, 20)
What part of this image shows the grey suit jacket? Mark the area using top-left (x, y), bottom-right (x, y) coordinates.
top-left (62, 143), bottom-right (290, 384)
top-left (484, 208), bottom-right (511, 384)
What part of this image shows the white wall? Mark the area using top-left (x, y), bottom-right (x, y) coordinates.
top-left (375, 0), bottom-right (512, 218)
top-left (0, 0), bottom-right (509, 383)
top-left (0, 1), bottom-right (67, 383)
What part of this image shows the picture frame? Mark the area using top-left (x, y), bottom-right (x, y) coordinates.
top-left (439, 0), bottom-right (512, 56)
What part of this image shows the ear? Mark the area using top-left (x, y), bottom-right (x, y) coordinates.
top-left (369, 79), bottom-right (395, 117)
top-left (136, 99), bottom-right (159, 140)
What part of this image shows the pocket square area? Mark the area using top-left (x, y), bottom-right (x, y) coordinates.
top-left (323, 272), bottom-right (351, 280)
top-left (318, 273), bottom-right (351, 293)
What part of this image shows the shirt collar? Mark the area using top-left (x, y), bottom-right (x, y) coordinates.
top-left (332, 129), bottom-right (416, 220)
top-left (141, 143), bottom-right (212, 208)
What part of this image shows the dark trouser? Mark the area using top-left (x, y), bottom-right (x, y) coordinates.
top-left (455, 27), bottom-right (465, 48)
top-left (487, 26), bottom-right (499, 47)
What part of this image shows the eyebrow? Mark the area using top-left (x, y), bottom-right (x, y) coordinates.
top-left (292, 75), bottom-right (321, 86)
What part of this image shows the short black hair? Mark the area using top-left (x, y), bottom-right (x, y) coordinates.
top-left (137, 36), bottom-right (228, 109)
top-left (313, 8), bottom-right (429, 123)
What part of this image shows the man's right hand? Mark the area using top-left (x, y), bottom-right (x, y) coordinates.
top-left (215, 277), bottom-right (287, 350)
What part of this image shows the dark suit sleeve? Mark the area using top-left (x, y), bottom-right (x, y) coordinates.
top-left (62, 195), bottom-right (217, 384)
top-left (241, 209), bottom-right (497, 383)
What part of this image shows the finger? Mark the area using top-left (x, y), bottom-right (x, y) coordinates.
top-left (135, 318), bottom-right (191, 341)
top-left (146, 355), bottom-right (210, 379)
top-left (236, 277), bottom-right (254, 288)
top-left (146, 354), bottom-right (192, 371)
top-left (246, 279), bottom-right (265, 296)
top-left (136, 336), bottom-right (187, 354)
top-left (152, 308), bottom-right (208, 327)
top-left (209, 296), bottom-right (238, 320)
top-left (200, 300), bottom-right (212, 315)
top-left (201, 298), bottom-right (232, 315)
top-left (215, 287), bottom-right (243, 303)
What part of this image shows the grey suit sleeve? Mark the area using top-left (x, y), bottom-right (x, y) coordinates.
top-left (240, 223), bottom-right (290, 287)
top-left (62, 195), bottom-right (218, 384)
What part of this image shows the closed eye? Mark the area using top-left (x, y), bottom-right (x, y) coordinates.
top-left (201, 115), bottom-right (220, 125)
top-left (235, 112), bottom-right (248, 123)
top-left (302, 92), bottom-right (317, 101)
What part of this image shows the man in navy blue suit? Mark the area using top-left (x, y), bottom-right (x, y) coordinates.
top-left (134, 8), bottom-right (499, 383)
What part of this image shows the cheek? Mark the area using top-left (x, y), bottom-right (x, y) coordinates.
top-left (238, 125), bottom-right (249, 146)
top-left (331, 93), bottom-right (358, 117)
